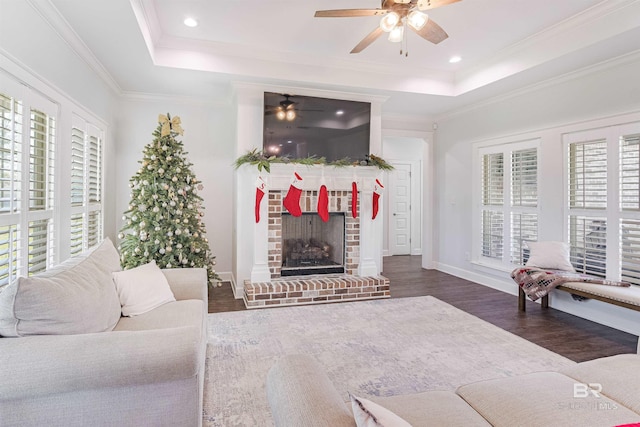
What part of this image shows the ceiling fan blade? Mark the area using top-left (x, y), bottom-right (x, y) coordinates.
top-left (411, 18), bottom-right (448, 44)
top-left (350, 27), bottom-right (385, 54)
top-left (417, 0), bottom-right (462, 11)
top-left (314, 9), bottom-right (386, 18)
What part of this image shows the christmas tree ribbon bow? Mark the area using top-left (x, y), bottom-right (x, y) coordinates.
top-left (158, 114), bottom-right (184, 136)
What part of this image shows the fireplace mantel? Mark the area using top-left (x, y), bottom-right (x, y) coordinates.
top-left (233, 163), bottom-right (385, 297)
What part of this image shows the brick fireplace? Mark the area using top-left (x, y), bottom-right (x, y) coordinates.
top-left (234, 164), bottom-right (389, 308)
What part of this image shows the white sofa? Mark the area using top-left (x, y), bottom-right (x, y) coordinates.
top-left (0, 239), bottom-right (208, 427)
top-left (267, 349), bottom-right (640, 427)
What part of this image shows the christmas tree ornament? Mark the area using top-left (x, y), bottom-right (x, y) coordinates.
top-left (255, 176), bottom-right (267, 223)
top-left (372, 178), bottom-right (384, 220)
top-left (283, 172), bottom-right (304, 217)
top-left (351, 181), bottom-right (358, 219)
top-left (317, 184), bottom-right (329, 222)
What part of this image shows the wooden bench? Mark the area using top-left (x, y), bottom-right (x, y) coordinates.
top-left (518, 281), bottom-right (640, 312)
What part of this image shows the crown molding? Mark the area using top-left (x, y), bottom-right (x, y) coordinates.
top-left (230, 81), bottom-right (390, 104)
top-left (29, 0), bottom-right (122, 96)
top-left (120, 90), bottom-right (231, 107)
top-left (435, 49), bottom-right (640, 123)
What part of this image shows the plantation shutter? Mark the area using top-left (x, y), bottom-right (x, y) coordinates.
top-left (511, 148), bottom-right (538, 264)
top-left (70, 126), bottom-right (84, 207)
top-left (27, 108), bottom-right (55, 275)
top-left (0, 225), bottom-right (19, 287)
top-left (568, 139), bottom-right (607, 277)
top-left (569, 140), bottom-right (608, 209)
top-left (482, 153), bottom-right (503, 206)
top-left (511, 213), bottom-right (537, 264)
top-left (620, 133), bottom-right (640, 284)
top-left (0, 93), bottom-right (22, 215)
top-left (70, 116), bottom-right (103, 255)
top-left (481, 153), bottom-right (504, 260)
top-left (511, 148), bottom-right (537, 207)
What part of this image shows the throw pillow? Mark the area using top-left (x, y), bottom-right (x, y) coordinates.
top-left (0, 237), bottom-right (122, 337)
top-left (525, 241), bottom-right (575, 272)
top-left (112, 260), bottom-right (176, 316)
top-left (350, 393), bottom-right (413, 427)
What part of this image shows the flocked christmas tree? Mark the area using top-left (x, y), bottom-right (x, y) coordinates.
top-left (118, 113), bottom-right (219, 285)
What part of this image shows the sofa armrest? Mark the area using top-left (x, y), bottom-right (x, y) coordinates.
top-left (0, 325), bottom-right (202, 400)
top-left (162, 267), bottom-right (207, 302)
top-left (266, 354), bottom-right (355, 427)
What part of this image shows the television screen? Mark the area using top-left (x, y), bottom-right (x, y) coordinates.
top-left (263, 92), bottom-right (371, 163)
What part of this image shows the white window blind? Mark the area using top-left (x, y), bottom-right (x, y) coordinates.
top-left (621, 134), bottom-right (640, 211)
top-left (621, 219), bottom-right (640, 284)
top-left (511, 213), bottom-right (537, 264)
top-left (512, 148), bottom-right (537, 207)
top-left (69, 116), bottom-right (104, 255)
top-left (567, 138), bottom-right (609, 277)
top-left (620, 133), bottom-right (640, 285)
top-left (482, 153), bottom-right (503, 206)
top-left (0, 89), bottom-right (56, 284)
top-left (478, 144), bottom-right (538, 267)
top-left (569, 140), bottom-right (607, 209)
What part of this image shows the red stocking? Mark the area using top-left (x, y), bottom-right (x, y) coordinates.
top-left (283, 172), bottom-right (303, 217)
top-left (317, 185), bottom-right (329, 222)
top-left (255, 176), bottom-right (266, 223)
top-left (372, 179), bottom-right (384, 220)
top-left (351, 181), bottom-right (358, 219)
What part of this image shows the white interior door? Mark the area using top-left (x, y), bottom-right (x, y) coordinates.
top-left (389, 163), bottom-right (411, 255)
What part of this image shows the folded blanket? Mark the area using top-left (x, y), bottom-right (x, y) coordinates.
top-left (511, 267), bottom-right (631, 301)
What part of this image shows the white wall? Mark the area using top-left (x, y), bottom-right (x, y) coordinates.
top-left (114, 97), bottom-right (235, 279)
top-left (0, 0), bottom-right (119, 247)
top-left (434, 54), bottom-right (640, 335)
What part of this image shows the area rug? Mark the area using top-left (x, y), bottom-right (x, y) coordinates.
top-left (202, 296), bottom-right (574, 426)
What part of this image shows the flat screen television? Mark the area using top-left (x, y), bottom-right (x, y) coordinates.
top-left (263, 92), bottom-right (371, 163)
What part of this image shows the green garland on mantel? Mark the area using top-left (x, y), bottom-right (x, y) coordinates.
top-left (234, 149), bottom-right (394, 173)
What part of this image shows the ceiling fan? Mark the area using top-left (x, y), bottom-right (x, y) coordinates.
top-left (265, 94), bottom-right (298, 121)
top-left (314, 0), bottom-right (461, 54)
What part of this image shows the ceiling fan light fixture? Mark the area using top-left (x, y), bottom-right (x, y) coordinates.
top-left (276, 109), bottom-right (286, 120)
top-left (379, 12), bottom-right (400, 32)
top-left (407, 11), bottom-right (428, 30)
top-left (285, 110), bottom-right (296, 121)
top-left (388, 25), bottom-right (404, 43)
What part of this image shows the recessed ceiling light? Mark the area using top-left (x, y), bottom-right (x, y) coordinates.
top-left (287, 140), bottom-right (292, 144)
top-left (336, 110), bottom-right (344, 116)
top-left (183, 17), bottom-right (198, 28)
top-left (449, 56), bottom-right (461, 63)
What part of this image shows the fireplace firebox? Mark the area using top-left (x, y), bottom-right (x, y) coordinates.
top-left (281, 213), bottom-right (345, 276)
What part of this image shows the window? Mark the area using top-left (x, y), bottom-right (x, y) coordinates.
top-left (0, 78), bottom-right (104, 287)
top-left (0, 90), bottom-right (56, 285)
top-left (565, 123), bottom-right (640, 284)
top-left (567, 139), bottom-right (607, 277)
top-left (478, 141), bottom-right (538, 268)
top-left (69, 115), bottom-right (103, 256)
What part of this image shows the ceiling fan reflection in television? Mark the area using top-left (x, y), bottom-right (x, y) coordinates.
top-left (314, 0), bottom-right (461, 55)
top-left (265, 94), bottom-right (323, 121)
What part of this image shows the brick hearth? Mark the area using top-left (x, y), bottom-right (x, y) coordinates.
top-left (244, 274), bottom-right (390, 308)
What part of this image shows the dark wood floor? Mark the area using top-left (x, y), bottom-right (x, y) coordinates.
top-left (208, 255), bottom-right (638, 362)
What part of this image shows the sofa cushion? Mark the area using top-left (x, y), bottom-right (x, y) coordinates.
top-left (113, 299), bottom-right (205, 332)
top-left (350, 393), bottom-right (411, 427)
top-left (559, 354), bottom-right (640, 415)
top-left (0, 238), bottom-right (122, 337)
top-left (370, 391), bottom-right (491, 426)
top-left (112, 260), bottom-right (176, 316)
top-left (266, 354), bottom-right (355, 427)
top-left (457, 371), bottom-right (640, 427)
